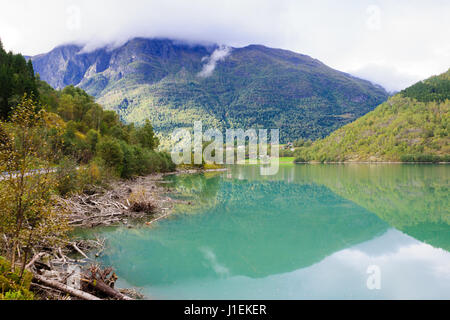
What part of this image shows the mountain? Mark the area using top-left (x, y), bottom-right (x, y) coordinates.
top-left (296, 69), bottom-right (450, 162)
top-left (31, 38), bottom-right (389, 143)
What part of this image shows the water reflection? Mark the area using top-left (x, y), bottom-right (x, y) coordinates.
top-left (141, 229), bottom-right (449, 300)
top-left (227, 165), bottom-right (450, 251)
top-left (93, 164), bottom-right (449, 299)
top-left (101, 179), bottom-right (387, 285)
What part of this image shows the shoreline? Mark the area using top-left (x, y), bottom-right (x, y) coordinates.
top-left (64, 172), bottom-right (178, 229)
top-left (294, 161), bottom-right (450, 164)
top-left (27, 168), bottom-right (226, 300)
top-left (64, 168), bottom-right (228, 229)
top-left (65, 167), bottom-right (229, 298)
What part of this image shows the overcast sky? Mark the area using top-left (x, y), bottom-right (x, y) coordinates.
top-left (0, 0), bottom-right (449, 91)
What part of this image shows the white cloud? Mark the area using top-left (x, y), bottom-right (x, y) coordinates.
top-left (350, 64), bottom-right (422, 93)
top-left (0, 0), bottom-right (449, 90)
top-left (198, 45), bottom-right (232, 77)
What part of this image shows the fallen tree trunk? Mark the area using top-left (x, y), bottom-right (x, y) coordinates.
top-left (82, 278), bottom-right (133, 300)
top-left (30, 282), bottom-right (68, 299)
top-left (33, 274), bottom-right (102, 301)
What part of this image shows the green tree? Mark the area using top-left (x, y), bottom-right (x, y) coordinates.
top-left (86, 129), bottom-right (100, 152)
top-left (0, 45), bottom-right (38, 119)
top-left (0, 95), bottom-right (69, 278)
top-left (96, 137), bottom-right (124, 173)
top-left (132, 119), bottom-right (159, 150)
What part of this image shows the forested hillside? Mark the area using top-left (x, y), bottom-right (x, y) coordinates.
top-left (295, 70), bottom-right (450, 162)
top-left (0, 42), bottom-right (177, 300)
top-left (0, 42), bottom-right (174, 184)
top-left (31, 38), bottom-right (389, 142)
top-left (0, 40), bottom-right (38, 119)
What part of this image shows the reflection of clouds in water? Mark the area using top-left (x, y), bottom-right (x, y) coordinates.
top-left (335, 236), bottom-right (450, 280)
top-left (346, 229), bottom-right (421, 256)
top-left (336, 229), bottom-right (450, 275)
top-left (314, 229), bottom-right (450, 299)
top-left (150, 230), bottom-right (450, 299)
top-left (200, 247), bottom-right (230, 277)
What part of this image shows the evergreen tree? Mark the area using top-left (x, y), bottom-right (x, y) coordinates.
top-left (0, 45), bottom-right (38, 119)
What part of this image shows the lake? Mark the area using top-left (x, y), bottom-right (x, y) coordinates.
top-left (86, 164), bottom-right (450, 300)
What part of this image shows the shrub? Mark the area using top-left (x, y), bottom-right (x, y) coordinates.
top-left (162, 152), bottom-right (177, 172)
top-left (55, 158), bottom-right (80, 196)
top-left (0, 257), bottom-right (34, 300)
top-left (87, 162), bottom-right (103, 185)
top-left (132, 119), bottom-right (159, 150)
top-left (147, 150), bottom-right (176, 173)
top-left (279, 148), bottom-right (295, 157)
top-left (0, 98), bottom-right (70, 274)
top-left (128, 188), bottom-right (156, 214)
top-left (62, 125), bottom-right (92, 163)
top-left (400, 154), bottom-right (442, 163)
top-left (130, 201), bottom-right (156, 214)
top-left (295, 156), bottom-right (307, 163)
top-left (86, 129), bottom-right (100, 152)
top-left (96, 137), bottom-right (124, 174)
top-left (56, 158), bottom-right (108, 196)
top-left (120, 142), bottom-right (153, 178)
top-left (96, 137), bottom-right (175, 179)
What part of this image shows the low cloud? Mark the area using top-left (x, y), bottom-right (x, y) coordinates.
top-left (350, 64), bottom-right (423, 92)
top-left (198, 45), bottom-right (232, 78)
top-left (1, 0), bottom-right (450, 90)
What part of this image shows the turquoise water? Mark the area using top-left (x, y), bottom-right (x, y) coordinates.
top-left (87, 165), bottom-right (450, 300)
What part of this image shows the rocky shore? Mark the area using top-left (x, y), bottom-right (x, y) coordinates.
top-left (62, 173), bottom-right (179, 228)
top-left (27, 168), bottom-right (228, 300)
top-left (63, 168), bottom-right (227, 228)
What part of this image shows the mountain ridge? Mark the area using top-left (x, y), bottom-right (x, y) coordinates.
top-left (31, 37), bottom-right (389, 142)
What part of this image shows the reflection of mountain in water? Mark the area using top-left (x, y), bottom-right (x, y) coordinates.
top-left (230, 165), bottom-right (450, 251)
top-left (96, 165), bottom-right (448, 288)
top-left (100, 176), bottom-right (388, 286)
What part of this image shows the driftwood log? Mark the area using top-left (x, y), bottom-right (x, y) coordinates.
top-left (82, 278), bottom-right (132, 300)
top-left (81, 265), bottom-right (133, 300)
top-left (33, 273), bottom-right (102, 300)
top-left (26, 252), bottom-right (133, 300)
